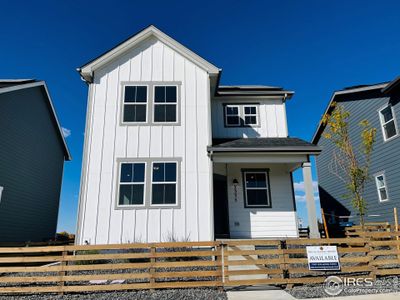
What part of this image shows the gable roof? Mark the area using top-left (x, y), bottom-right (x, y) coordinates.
top-left (312, 76), bottom-right (399, 144)
top-left (0, 80), bottom-right (72, 161)
top-left (78, 25), bottom-right (220, 83)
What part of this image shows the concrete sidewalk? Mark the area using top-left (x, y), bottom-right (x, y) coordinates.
top-left (227, 289), bottom-right (400, 300)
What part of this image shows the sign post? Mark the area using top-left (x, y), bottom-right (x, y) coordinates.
top-left (306, 246), bottom-right (340, 271)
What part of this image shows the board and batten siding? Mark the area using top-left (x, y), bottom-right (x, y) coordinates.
top-left (77, 37), bottom-right (213, 244)
top-left (211, 98), bottom-right (288, 138)
top-left (216, 163), bottom-right (298, 238)
top-left (317, 95), bottom-right (400, 225)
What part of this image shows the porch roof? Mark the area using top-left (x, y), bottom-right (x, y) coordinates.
top-left (208, 137), bottom-right (321, 154)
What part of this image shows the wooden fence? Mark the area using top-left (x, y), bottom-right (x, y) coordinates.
top-left (1, 233), bottom-right (400, 294)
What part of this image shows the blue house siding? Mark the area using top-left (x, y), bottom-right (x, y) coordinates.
top-left (317, 91), bottom-right (400, 227)
top-left (0, 86), bottom-right (65, 242)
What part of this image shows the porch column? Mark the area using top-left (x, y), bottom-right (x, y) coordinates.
top-left (302, 162), bottom-right (320, 238)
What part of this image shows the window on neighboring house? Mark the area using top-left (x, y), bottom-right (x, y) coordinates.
top-left (379, 105), bottom-right (397, 141)
top-left (123, 86), bottom-right (147, 123)
top-left (244, 105), bottom-right (258, 125)
top-left (151, 162), bottom-right (177, 205)
top-left (375, 173), bottom-right (389, 202)
top-left (243, 170), bottom-right (271, 207)
top-left (154, 86), bottom-right (177, 122)
top-left (118, 162), bottom-right (146, 206)
top-left (225, 105), bottom-right (241, 126)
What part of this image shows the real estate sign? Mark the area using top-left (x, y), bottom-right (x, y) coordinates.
top-left (306, 246), bottom-right (340, 271)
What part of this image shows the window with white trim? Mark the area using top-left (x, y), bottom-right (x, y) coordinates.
top-left (379, 105), bottom-right (397, 141)
top-left (375, 173), bottom-right (389, 202)
top-left (151, 162), bottom-right (177, 205)
top-left (243, 170), bottom-right (271, 207)
top-left (118, 163), bottom-right (146, 205)
top-left (123, 86), bottom-right (147, 122)
top-left (154, 86), bottom-right (178, 123)
top-left (244, 105), bottom-right (258, 125)
top-left (225, 105), bottom-right (240, 126)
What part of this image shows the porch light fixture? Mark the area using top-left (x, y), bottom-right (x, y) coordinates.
top-left (233, 179), bottom-right (239, 202)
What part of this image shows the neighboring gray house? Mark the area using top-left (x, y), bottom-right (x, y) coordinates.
top-left (0, 80), bottom-right (71, 242)
top-left (312, 75), bottom-right (400, 233)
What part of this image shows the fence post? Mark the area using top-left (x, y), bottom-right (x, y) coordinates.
top-left (366, 236), bottom-right (377, 281)
top-left (59, 249), bottom-right (67, 295)
top-left (150, 245), bottom-right (156, 291)
top-left (279, 240), bottom-right (290, 288)
top-left (216, 242), bottom-right (225, 290)
top-left (394, 207), bottom-right (400, 260)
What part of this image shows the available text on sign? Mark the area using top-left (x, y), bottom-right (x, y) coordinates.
top-left (306, 246), bottom-right (340, 271)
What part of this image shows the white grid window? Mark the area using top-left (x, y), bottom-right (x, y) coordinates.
top-left (118, 162), bottom-right (146, 206)
top-left (244, 171), bottom-right (270, 207)
top-left (244, 105), bottom-right (258, 125)
top-left (225, 105), bottom-right (241, 126)
top-left (151, 162), bottom-right (177, 205)
top-left (154, 86), bottom-right (178, 123)
top-left (375, 173), bottom-right (389, 202)
top-left (379, 105), bottom-right (397, 141)
top-left (123, 86), bottom-right (148, 123)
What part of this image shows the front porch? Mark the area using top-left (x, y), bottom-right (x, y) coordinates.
top-left (208, 137), bottom-right (321, 239)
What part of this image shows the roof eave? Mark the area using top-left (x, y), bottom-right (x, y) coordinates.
top-left (207, 146), bottom-right (321, 154)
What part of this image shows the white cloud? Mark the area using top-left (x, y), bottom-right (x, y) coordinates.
top-left (61, 127), bottom-right (71, 138)
top-left (293, 181), bottom-right (318, 193)
top-left (295, 194), bottom-right (320, 203)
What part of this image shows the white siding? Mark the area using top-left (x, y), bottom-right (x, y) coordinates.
top-left (211, 98), bottom-right (288, 138)
top-left (78, 37), bottom-right (212, 244)
top-left (226, 164), bottom-right (298, 238)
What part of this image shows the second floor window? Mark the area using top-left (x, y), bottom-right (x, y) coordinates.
top-left (375, 173), bottom-right (388, 202)
top-left (224, 104), bottom-right (259, 127)
top-left (154, 86), bottom-right (177, 122)
top-left (379, 105), bottom-right (397, 141)
top-left (151, 162), bottom-right (177, 205)
top-left (118, 162), bottom-right (146, 206)
top-left (123, 86), bottom-right (147, 123)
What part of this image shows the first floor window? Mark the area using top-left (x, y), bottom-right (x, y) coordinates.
top-left (154, 86), bottom-right (177, 122)
top-left (379, 105), bottom-right (397, 140)
top-left (151, 162), bottom-right (177, 205)
top-left (118, 162), bottom-right (145, 205)
top-left (225, 105), bottom-right (240, 126)
top-left (123, 85), bottom-right (148, 123)
top-left (244, 105), bottom-right (258, 125)
top-left (243, 170), bottom-right (270, 207)
top-left (375, 173), bottom-right (388, 202)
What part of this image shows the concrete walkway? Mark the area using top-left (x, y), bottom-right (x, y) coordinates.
top-left (226, 288), bottom-right (400, 300)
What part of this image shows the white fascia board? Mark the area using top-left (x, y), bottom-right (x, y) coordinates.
top-left (79, 26), bottom-right (220, 82)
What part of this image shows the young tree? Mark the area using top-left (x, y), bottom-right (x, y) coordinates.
top-left (322, 103), bottom-right (376, 227)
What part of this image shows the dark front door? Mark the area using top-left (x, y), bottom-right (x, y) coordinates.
top-left (213, 174), bottom-right (230, 238)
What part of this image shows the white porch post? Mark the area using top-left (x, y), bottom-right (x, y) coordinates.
top-left (302, 162), bottom-right (320, 238)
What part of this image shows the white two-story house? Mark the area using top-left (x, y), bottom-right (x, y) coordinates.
top-left (76, 25), bottom-right (320, 245)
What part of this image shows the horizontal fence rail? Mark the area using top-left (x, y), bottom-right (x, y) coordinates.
top-left (1, 232), bottom-right (400, 294)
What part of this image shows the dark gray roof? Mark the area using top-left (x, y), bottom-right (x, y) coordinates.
top-left (382, 75), bottom-right (400, 94)
top-left (0, 79), bottom-right (37, 89)
top-left (208, 137), bottom-right (321, 153)
top-left (216, 85), bottom-right (294, 97)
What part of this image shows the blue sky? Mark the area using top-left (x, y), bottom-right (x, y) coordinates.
top-left (1, 1), bottom-right (399, 232)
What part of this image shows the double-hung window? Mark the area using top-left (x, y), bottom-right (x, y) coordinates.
top-left (151, 162), bottom-right (177, 205)
top-left (243, 105), bottom-right (258, 125)
top-left (225, 105), bottom-right (241, 126)
top-left (154, 86), bottom-right (178, 123)
top-left (379, 105), bottom-right (397, 141)
top-left (123, 86), bottom-right (147, 123)
top-left (375, 173), bottom-right (389, 202)
top-left (118, 163), bottom-right (146, 206)
top-left (243, 170), bottom-right (271, 207)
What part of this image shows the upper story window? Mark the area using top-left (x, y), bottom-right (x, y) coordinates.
top-left (375, 173), bottom-right (388, 202)
top-left (123, 86), bottom-right (148, 123)
top-left (122, 82), bottom-right (180, 125)
top-left (154, 86), bottom-right (178, 123)
top-left (224, 104), bottom-right (259, 127)
top-left (242, 169), bottom-right (271, 208)
top-left (379, 105), bottom-right (397, 141)
top-left (151, 162), bottom-right (177, 205)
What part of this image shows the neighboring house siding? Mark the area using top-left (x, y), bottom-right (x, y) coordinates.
top-left (77, 38), bottom-right (213, 244)
top-left (0, 87), bottom-right (65, 242)
top-left (211, 98), bottom-right (288, 138)
top-left (225, 164), bottom-right (298, 238)
top-left (317, 94), bottom-right (400, 225)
